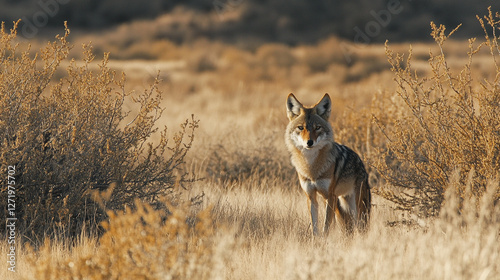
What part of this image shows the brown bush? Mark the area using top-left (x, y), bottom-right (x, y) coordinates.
top-left (372, 9), bottom-right (500, 217)
top-left (27, 200), bottom-right (217, 279)
top-left (204, 142), bottom-right (295, 189)
top-left (0, 22), bottom-right (199, 242)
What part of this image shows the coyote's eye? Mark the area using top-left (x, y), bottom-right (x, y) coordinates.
top-left (297, 126), bottom-right (304, 131)
top-left (315, 126), bottom-right (322, 131)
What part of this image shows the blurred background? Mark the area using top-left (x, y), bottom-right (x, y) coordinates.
top-left (2, 0), bottom-right (499, 46)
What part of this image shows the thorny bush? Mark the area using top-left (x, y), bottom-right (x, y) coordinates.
top-left (27, 200), bottom-right (217, 280)
top-left (374, 9), bottom-right (500, 218)
top-left (0, 22), bottom-right (199, 242)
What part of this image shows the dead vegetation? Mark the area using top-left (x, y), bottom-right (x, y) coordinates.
top-left (0, 21), bottom-right (199, 242)
top-left (1, 9), bottom-right (500, 280)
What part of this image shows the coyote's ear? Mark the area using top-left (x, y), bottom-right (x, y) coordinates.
top-left (314, 93), bottom-right (331, 120)
top-left (286, 93), bottom-right (303, 120)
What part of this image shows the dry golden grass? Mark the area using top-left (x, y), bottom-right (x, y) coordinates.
top-left (1, 10), bottom-right (500, 280)
top-left (3, 179), bottom-right (499, 279)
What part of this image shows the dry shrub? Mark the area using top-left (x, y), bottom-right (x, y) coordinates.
top-left (114, 39), bottom-right (181, 60)
top-left (203, 139), bottom-right (295, 189)
top-left (0, 22), bottom-right (199, 241)
top-left (297, 37), bottom-right (346, 73)
top-left (218, 46), bottom-right (257, 83)
top-left (440, 169), bottom-right (500, 233)
top-left (344, 56), bottom-right (389, 83)
top-left (187, 51), bottom-right (218, 73)
top-left (334, 106), bottom-right (379, 166)
top-left (254, 43), bottom-right (295, 81)
top-left (27, 200), bottom-right (217, 280)
top-left (255, 44), bottom-right (295, 68)
top-left (373, 9), bottom-right (500, 217)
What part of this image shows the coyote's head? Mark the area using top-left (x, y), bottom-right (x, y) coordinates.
top-left (285, 93), bottom-right (333, 151)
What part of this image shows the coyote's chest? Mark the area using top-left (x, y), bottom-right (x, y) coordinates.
top-left (291, 144), bottom-right (334, 181)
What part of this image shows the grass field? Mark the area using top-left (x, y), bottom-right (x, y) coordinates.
top-left (3, 167), bottom-right (499, 279)
top-left (1, 15), bottom-right (500, 279)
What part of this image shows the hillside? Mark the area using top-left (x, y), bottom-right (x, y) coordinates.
top-left (1, 0), bottom-right (499, 44)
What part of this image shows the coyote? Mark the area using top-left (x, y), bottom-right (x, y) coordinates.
top-left (285, 93), bottom-right (371, 236)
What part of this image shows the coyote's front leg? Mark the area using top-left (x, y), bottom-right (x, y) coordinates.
top-left (324, 196), bottom-right (337, 234)
top-left (308, 191), bottom-right (319, 236)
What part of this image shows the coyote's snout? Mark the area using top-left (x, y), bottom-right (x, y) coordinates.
top-left (285, 93), bottom-right (371, 236)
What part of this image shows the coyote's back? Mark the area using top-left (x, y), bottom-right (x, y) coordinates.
top-left (285, 93), bottom-right (371, 236)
